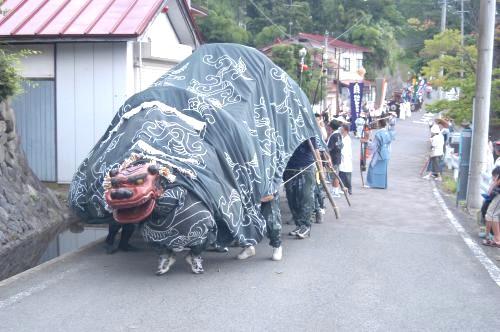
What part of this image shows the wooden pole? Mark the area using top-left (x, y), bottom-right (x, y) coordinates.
top-left (307, 139), bottom-right (339, 219)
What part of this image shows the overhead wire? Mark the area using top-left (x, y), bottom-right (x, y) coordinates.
top-left (246, 0), bottom-right (292, 39)
top-left (247, 0), bottom-right (366, 42)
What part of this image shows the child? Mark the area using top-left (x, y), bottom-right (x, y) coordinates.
top-left (422, 124), bottom-right (444, 181)
top-left (339, 123), bottom-right (353, 194)
top-left (482, 166), bottom-right (500, 247)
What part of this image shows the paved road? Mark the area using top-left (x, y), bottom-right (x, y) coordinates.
top-left (1, 111), bottom-right (500, 331)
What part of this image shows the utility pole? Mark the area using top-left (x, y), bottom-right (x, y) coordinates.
top-left (460, 0), bottom-right (464, 47)
top-left (440, 0), bottom-right (447, 32)
top-left (323, 30), bottom-right (329, 112)
top-left (458, 0), bottom-right (469, 78)
top-left (336, 49), bottom-right (341, 115)
top-left (466, 0), bottom-right (496, 210)
top-left (439, 0), bottom-right (447, 99)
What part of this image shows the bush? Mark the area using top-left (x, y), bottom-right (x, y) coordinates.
top-left (0, 49), bottom-right (23, 102)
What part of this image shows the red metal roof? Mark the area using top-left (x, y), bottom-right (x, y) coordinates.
top-left (298, 32), bottom-right (371, 52)
top-left (0, 0), bottom-right (166, 38)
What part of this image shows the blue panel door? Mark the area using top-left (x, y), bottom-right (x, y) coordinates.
top-left (11, 80), bottom-right (56, 182)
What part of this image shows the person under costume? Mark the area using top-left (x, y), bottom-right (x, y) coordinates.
top-left (105, 222), bottom-right (136, 254)
top-left (366, 118), bottom-right (393, 189)
top-left (283, 139), bottom-right (318, 239)
top-left (237, 192), bottom-right (283, 261)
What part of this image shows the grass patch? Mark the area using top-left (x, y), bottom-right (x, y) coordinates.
top-left (442, 175), bottom-right (457, 193)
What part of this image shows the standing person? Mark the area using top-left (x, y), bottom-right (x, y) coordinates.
top-left (365, 118), bottom-right (393, 189)
top-left (436, 118), bottom-right (450, 153)
top-left (388, 111), bottom-right (397, 140)
top-left (283, 139), bottom-right (318, 239)
top-left (315, 113), bottom-right (328, 142)
top-left (423, 124), bottom-right (444, 181)
top-left (312, 165), bottom-right (326, 224)
top-left (355, 113), bottom-right (366, 138)
top-left (339, 123), bottom-right (353, 195)
top-left (312, 141), bottom-right (327, 224)
top-left (494, 141), bottom-right (500, 167)
top-left (326, 120), bottom-right (343, 197)
top-left (482, 166), bottom-right (500, 247)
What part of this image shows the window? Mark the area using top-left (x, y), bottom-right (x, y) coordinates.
top-left (356, 59), bottom-right (363, 69)
top-left (343, 58), bottom-right (350, 72)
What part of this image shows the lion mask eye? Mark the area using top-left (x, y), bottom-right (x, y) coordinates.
top-left (148, 164), bottom-right (159, 175)
top-left (109, 168), bottom-right (119, 177)
top-left (135, 178), bottom-right (144, 185)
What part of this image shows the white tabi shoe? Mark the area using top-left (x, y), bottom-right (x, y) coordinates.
top-left (237, 245), bottom-right (256, 260)
top-left (272, 246), bottom-right (282, 261)
top-left (156, 253), bottom-right (176, 276)
top-left (185, 253), bottom-right (204, 274)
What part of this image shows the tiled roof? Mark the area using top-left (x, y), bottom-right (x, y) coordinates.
top-left (0, 0), bottom-right (166, 38)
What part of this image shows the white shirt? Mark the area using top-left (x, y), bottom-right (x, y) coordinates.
top-left (430, 134), bottom-right (444, 157)
top-left (320, 126), bottom-right (328, 141)
top-left (339, 133), bottom-right (353, 172)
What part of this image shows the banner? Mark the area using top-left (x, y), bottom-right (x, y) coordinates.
top-left (349, 82), bottom-right (364, 131)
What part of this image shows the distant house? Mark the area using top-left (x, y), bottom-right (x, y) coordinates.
top-left (261, 32), bottom-right (373, 116)
top-left (0, 0), bottom-right (202, 183)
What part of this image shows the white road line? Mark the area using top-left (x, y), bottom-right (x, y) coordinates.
top-left (0, 268), bottom-right (77, 309)
top-left (432, 183), bottom-right (500, 287)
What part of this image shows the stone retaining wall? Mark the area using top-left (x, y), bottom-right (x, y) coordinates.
top-left (0, 101), bottom-right (69, 280)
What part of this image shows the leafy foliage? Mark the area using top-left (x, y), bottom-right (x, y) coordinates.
top-left (0, 49), bottom-right (26, 102)
top-left (420, 30), bottom-right (499, 127)
top-left (269, 44), bottom-right (326, 102)
top-left (196, 5), bottom-right (250, 44)
top-left (254, 25), bottom-right (286, 48)
top-left (191, 0), bottom-right (495, 127)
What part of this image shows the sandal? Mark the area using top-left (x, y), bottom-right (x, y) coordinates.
top-left (482, 239), bottom-right (493, 246)
top-left (482, 239), bottom-right (500, 248)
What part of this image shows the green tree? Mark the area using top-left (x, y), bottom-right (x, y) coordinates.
top-left (421, 30), bottom-right (499, 127)
top-left (350, 19), bottom-right (401, 77)
top-left (254, 25), bottom-right (286, 48)
top-left (197, 7), bottom-right (250, 44)
top-left (269, 44), bottom-right (325, 102)
top-left (0, 48), bottom-right (32, 102)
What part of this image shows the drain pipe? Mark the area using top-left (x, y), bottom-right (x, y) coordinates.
top-left (134, 40), bottom-right (143, 93)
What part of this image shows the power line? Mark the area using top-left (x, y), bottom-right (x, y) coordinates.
top-left (247, 0), bottom-right (292, 38)
top-left (332, 16), bottom-right (367, 41)
top-left (247, 0), bottom-right (366, 44)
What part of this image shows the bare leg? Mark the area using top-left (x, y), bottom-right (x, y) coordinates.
top-left (485, 219), bottom-right (492, 239)
top-left (491, 221), bottom-right (500, 243)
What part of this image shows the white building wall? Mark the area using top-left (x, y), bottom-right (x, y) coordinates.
top-left (143, 11), bottom-right (193, 63)
top-left (340, 49), bottom-right (364, 81)
top-left (134, 12), bottom-right (192, 90)
top-left (56, 42), bottom-right (130, 183)
top-left (8, 44), bottom-right (55, 78)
